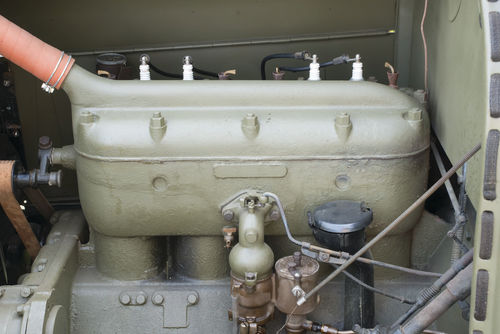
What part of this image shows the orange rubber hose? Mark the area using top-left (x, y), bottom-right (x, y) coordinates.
top-left (0, 15), bottom-right (74, 90)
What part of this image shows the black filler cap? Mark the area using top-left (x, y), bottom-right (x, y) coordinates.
top-left (312, 200), bottom-right (373, 234)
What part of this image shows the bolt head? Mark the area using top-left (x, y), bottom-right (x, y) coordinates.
top-left (20, 287), bottom-right (32, 298)
top-left (222, 210), bottom-right (234, 221)
top-left (38, 136), bottom-right (52, 149)
top-left (187, 294), bottom-right (198, 305)
top-left (80, 111), bottom-right (95, 124)
top-left (136, 294), bottom-right (146, 305)
top-left (150, 113), bottom-right (166, 128)
top-left (335, 113), bottom-right (351, 126)
top-left (119, 294), bottom-right (131, 305)
top-left (242, 113), bottom-right (258, 127)
top-left (407, 108), bottom-right (423, 121)
top-left (152, 294), bottom-right (164, 305)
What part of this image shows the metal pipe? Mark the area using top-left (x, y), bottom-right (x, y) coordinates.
top-left (297, 143), bottom-right (481, 306)
top-left (431, 142), bottom-right (469, 263)
top-left (430, 142), bottom-right (460, 215)
top-left (69, 29), bottom-right (396, 56)
top-left (393, 263), bottom-right (473, 334)
top-left (390, 248), bottom-right (474, 328)
top-left (332, 264), bottom-right (416, 305)
top-left (263, 192), bottom-right (304, 247)
top-left (309, 244), bottom-right (442, 278)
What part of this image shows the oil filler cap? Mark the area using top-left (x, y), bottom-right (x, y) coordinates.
top-left (311, 200), bottom-right (372, 234)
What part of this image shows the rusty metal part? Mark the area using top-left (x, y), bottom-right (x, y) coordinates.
top-left (275, 255), bottom-right (320, 315)
top-left (229, 274), bottom-right (274, 326)
top-left (23, 187), bottom-right (55, 223)
top-left (223, 226), bottom-right (237, 249)
top-left (390, 249), bottom-right (473, 329)
top-left (386, 72), bottom-right (399, 88)
top-left (394, 263), bottom-right (473, 334)
top-left (0, 161), bottom-right (40, 259)
top-left (298, 143), bottom-right (481, 306)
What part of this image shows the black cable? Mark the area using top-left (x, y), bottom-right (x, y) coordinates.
top-left (193, 67), bottom-right (219, 78)
top-left (332, 264), bottom-right (416, 305)
top-left (149, 62), bottom-right (204, 80)
top-left (261, 53), bottom-right (301, 80)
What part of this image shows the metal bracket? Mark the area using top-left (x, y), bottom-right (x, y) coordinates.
top-left (301, 247), bottom-right (346, 265)
top-left (220, 190), bottom-right (279, 225)
top-left (152, 290), bottom-right (199, 328)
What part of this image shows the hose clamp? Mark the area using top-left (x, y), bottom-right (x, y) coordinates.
top-left (41, 51), bottom-right (71, 94)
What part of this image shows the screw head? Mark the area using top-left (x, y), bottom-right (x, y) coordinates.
top-left (318, 252), bottom-right (329, 262)
top-left (136, 294), bottom-right (146, 305)
top-left (187, 294), bottom-right (198, 305)
top-left (222, 210), bottom-right (234, 221)
top-left (152, 294), bottom-right (164, 305)
top-left (119, 294), bottom-right (131, 305)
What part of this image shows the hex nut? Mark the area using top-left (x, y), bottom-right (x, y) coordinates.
top-left (222, 210), bottom-right (234, 221)
top-left (20, 287), bottom-right (33, 298)
top-left (150, 113), bottom-right (166, 128)
top-left (119, 294), bottom-right (131, 305)
top-left (335, 113), bottom-right (351, 127)
top-left (152, 294), bottom-right (164, 305)
top-left (187, 294), bottom-right (198, 305)
top-left (79, 111), bottom-right (95, 124)
top-left (136, 294), bottom-right (146, 305)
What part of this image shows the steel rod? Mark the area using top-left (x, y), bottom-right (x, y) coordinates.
top-left (309, 244), bottom-right (442, 277)
top-left (297, 143), bottom-right (481, 306)
top-left (430, 142), bottom-right (460, 215)
top-left (69, 29), bottom-right (395, 56)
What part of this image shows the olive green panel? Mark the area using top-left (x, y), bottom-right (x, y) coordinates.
top-left (470, 1), bottom-right (500, 333)
top-left (409, 0), bottom-right (486, 209)
top-left (2, 0), bottom-right (397, 51)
